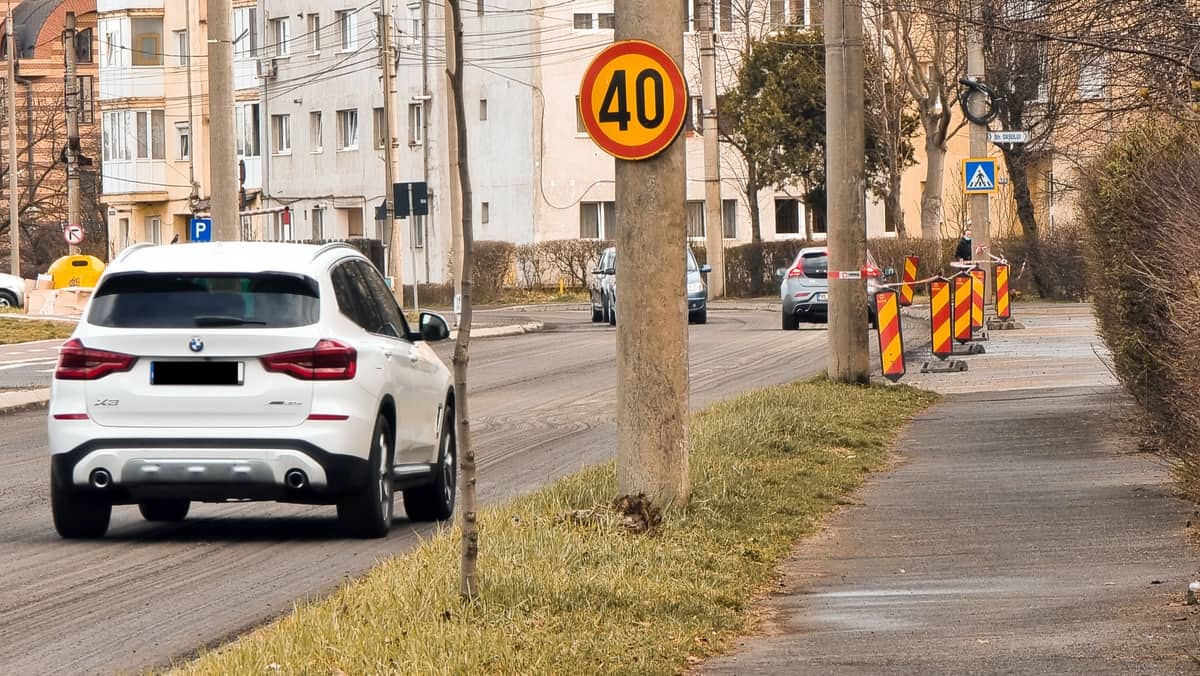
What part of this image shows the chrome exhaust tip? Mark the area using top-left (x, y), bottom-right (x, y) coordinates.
top-left (284, 469), bottom-right (308, 490)
top-left (90, 469), bottom-right (112, 489)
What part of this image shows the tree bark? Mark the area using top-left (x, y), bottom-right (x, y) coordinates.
top-left (1002, 148), bottom-right (1048, 296)
top-left (920, 135), bottom-right (945, 239)
top-left (446, 0), bottom-right (479, 602)
top-left (885, 168), bottom-right (905, 237)
top-left (746, 159), bottom-right (763, 244)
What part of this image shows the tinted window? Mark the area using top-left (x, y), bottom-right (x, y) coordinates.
top-left (89, 273), bottom-right (319, 328)
top-left (353, 259), bottom-right (409, 338)
top-left (686, 248), bottom-right (699, 272)
top-left (332, 260), bottom-right (386, 333)
top-left (801, 252), bottom-right (828, 279)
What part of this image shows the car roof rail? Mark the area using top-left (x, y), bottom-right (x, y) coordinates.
top-left (310, 241), bottom-right (359, 261)
top-left (112, 242), bottom-right (156, 265)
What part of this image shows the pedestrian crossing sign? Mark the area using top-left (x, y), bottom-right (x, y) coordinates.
top-left (963, 158), bottom-right (997, 194)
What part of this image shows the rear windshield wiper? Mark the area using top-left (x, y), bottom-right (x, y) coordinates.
top-left (192, 315), bottom-right (268, 327)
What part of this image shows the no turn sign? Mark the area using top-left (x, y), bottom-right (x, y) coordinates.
top-left (63, 224), bottom-right (84, 246)
top-left (579, 40), bottom-right (689, 161)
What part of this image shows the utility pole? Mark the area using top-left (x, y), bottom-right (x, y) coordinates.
top-left (64, 12), bottom-right (81, 256)
top-left (967, 5), bottom-right (990, 289)
top-left (6, 1), bottom-right (18, 276)
top-left (614, 0), bottom-right (689, 505)
top-left (207, 0), bottom-right (239, 240)
top-left (697, 0), bottom-right (724, 298)
top-left (443, 1), bottom-right (463, 326)
top-left (184, 0), bottom-right (198, 210)
top-left (380, 3), bottom-right (403, 300)
top-left (824, 0), bottom-right (869, 384)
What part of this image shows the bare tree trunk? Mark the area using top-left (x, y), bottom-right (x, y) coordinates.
top-left (920, 137), bottom-right (946, 239)
top-left (746, 159), bottom-right (763, 244)
top-left (1003, 149), bottom-right (1048, 296)
top-left (446, 0), bottom-right (478, 602)
top-left (885, 169), bottom-right (905, 237)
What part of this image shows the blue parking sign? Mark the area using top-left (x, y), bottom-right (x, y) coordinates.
top-left (962, 158), bottom-right (997, 194)
top-left (189, 217), bottom-right (213, 242)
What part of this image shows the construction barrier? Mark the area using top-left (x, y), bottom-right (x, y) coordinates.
top-left (970, 268), bottom-right (985, 330)
top-left (874, 289), bottom-right (905, 381)
top-left (929, 277), bottom-right (953, 360)
top-left (953, 272), bottom-right (973, 344)
top-left (995, 262), bottom-right (1011, 320)
top-left (898, 255), bottom-right (918, 307)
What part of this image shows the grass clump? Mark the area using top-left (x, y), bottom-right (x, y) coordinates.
top-left (174, 379), bottom-right (937, 676)
top-left (0, 317), bottom-right (75, 344)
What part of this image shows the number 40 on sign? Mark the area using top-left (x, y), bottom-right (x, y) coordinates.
top-left (579, 40), bottom-right (689, 161)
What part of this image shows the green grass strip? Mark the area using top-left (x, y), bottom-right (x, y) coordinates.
top-left (174, 379), bottom-right (938, 676)
top-left (0, 317), bottom-right (75, 344)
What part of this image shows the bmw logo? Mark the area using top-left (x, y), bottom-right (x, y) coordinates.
top-left (189, 337), bottom-right (204, 353)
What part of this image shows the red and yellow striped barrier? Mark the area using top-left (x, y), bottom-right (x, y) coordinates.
top-left (898, 255), bottom-right (918, 307)
top-left (953, 273), bottom-right (973, 344)
top-left (929, 277), bottom-right (952, 360)
top-left (874, 288), bottom-right (905, 381)
top-left (995, 262), bottom-right (1011, 320)
top-left (970, 268), bottom-right (985, 330)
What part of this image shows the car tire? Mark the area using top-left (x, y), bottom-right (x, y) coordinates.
top-left (138, 499), bottom-right (190, 522)
top-left (608, 299), bottom-right (616, 326)
top-left (0, 290), bottom-right (17, 308)
top-left (403, 402), bottom-right (457, 522)
top-left (337, 413), bottom-right (395, 539)
top-left (782, 312), bottom-right (800, 331)
top-left (690, 309), bottom-right (707, 325)
top-left (51, 467), bottom-right (111, 539)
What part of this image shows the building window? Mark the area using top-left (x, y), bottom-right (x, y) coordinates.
top-left (146, 216), bottom-right (162, 245)
top-left (131, 17), bottom-right (163, 66)
top-left (337, 10), bottom-right (358, 51)
top-left (104, 31), bottom-right (119, 66)
top-left (77, 75), bottom-right (94, 124)
top-left (176, 122), bottom-right (190, 160)
top-left (1079, 58), bottom-right (1105, 100)
top-left (373, 107), bottom-right (387, 149)
top-left (337, 108), bottom-right (358, 150)
top-left (307, 13), bottom-right (321, 53)
top-left (573, 13), bottom-right (592, 29)
top-left (479, 98), bottom-right (488, 121)
top-left (686, 200), bottom-right (705, 238)
top-left (477, 0), bottom-right (484, 15)
top-left (271, 114), bottom-right (291, 154)
top-left (233, 7), bottom-right (258, 61)
top-left (76, 28), bottom-right (93, 63)
top-left (687, 0), bottom-right (733, 32)
top-left (408, 103), bottom-right (423, 144)
top-left (722, 198), bottom-right (737, 239)
top-left (580, 201), bottom-right (616, 239)
top-left (270, 17), bottom-right (290, 56)
top-left (173, 30), bottom-right (188, 66)
top-left (236, 103), bottom-right (261, 157)
top-left (481, 202), bottom-right (490, 224)
top-left (573, 13), bottom-right (615, 30)
top-left (775, 198), bottom-right (803, 235)
top-left (411, 213), bottom-right (424, 248)
top-left (309, 111), bottom-right (323, 152)
top-left (119, 218), bottom-right (130, 247)
top-left (344, 207), bottom-right (363, 237)
top-left (312, 207), bottom-right (325, 239)
top-left (135, 110), bottom-right (165, 159)
top-left (102, 110), bottom-right (132, 161)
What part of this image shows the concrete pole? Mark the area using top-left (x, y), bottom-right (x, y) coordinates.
top-left (64, 12), bottom-right (81, 256)
top-left (6, 3), bottom-right (18, 276)
top-left (697, 0), bottom-right (724, 297)
top-left (380, 4), bottom-right (403, 300)
top-left (824, 0), bottom-right (870, 384)
top-left (207, 0), bottom-right (239, 240)
top-left (614, 0), bottom-right (689, 505)
top-left (967, 6), bottom-right (990, 290)
top-left (443, 1), bottom-right (463, 326)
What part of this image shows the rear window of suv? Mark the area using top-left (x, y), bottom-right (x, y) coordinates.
top-left (801, 252), bottom-right (828, 279)
top-left (88, 273), bottom-right (320, 328)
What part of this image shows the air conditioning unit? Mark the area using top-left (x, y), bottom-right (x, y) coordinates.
top-left (256, 58), bottom-right (277, 79)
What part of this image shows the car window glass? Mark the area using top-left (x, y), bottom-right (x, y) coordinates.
top-left (331, 262), bottom-right (369, 330)
top-left (801, 253), bottom-right (828, 279)
top-left (354, 259), bottom-right (410, 339)
top-left (89, 273), bottom-right (319, 328)
top-left (686, 249), bottom-right (698, 271)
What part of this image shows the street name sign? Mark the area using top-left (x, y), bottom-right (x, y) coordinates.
top-left (579, 40), bottom-right (689, 161)
top-left (988, 130), bottom-right (1030, 144)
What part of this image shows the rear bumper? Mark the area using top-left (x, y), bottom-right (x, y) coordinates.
top-left (783, 297), bottom-right (828, 317)
top-left (50, 437), bottom-right (371, 504)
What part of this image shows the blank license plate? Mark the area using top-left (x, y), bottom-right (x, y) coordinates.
top-left (151, 361), bottom-right (244, 386)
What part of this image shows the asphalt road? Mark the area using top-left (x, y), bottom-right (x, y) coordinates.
top-left (0, 339), bottom-right (62, 389)
top-left (0, 307), bottom-right (832, 674)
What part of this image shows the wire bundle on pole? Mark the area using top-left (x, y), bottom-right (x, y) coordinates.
top-left (958, 77), bottom-right (1003, 126)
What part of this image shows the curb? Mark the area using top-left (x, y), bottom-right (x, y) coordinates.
top-left (452, 320), bottom-right (544, 340)
top-left (0, 388), bottom-right (50, 416)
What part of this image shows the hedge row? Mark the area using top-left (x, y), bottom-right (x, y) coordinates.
top-left (1079, 119), bottom-right (1200, 497)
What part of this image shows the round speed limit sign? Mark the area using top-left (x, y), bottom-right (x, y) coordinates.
top-left (580, 40), bottom-right (689, 161)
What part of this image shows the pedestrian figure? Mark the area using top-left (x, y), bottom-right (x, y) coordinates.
top-left (954, 228), bottom-right (973, 263)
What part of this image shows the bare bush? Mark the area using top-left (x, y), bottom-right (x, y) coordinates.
top-left (540, 239), bottom-right (610, 288)
top-left (515, 243), bottom-right (549, 289)
top-left (472, 240), bottom-right (516, 303)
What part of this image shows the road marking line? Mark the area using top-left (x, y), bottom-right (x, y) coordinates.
top-left (0, 359), bottom-right (56, 371)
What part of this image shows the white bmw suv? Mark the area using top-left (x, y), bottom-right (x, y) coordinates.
top-left (48, 242), bottom-right (456, 539)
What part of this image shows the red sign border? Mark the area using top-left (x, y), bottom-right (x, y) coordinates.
top-left (579, 40), bottom-right (689, 161)
top-left (63, 224), bottom-right (84, 246)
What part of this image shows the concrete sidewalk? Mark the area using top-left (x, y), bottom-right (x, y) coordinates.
top-left (704, 303), bottom-right (1200, 674)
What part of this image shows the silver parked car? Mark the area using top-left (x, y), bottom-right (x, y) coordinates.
top-left (590, 247), bottom-right (711, 325)
top-left (778, 247), bottom-right (889, 330)
top-left (0, 271), bottom-right (25, 308)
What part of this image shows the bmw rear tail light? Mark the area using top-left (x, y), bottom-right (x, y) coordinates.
top-left (261, 339), bottom-right (357, 381)
top-left (55, 339), bottom-right (137, 380)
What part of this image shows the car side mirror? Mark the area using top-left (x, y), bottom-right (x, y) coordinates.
top-left (418, 311), bottom-right (451, 342)
top-left (699, 264), bottom-right (712, 274)
top-left (774, 267), bottom-right (787, 280)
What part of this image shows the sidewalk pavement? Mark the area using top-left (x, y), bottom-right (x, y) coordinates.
top-left (0, 319), bottom-right (544, 415)
top-left (703, 303), bottom-right (1200, 675)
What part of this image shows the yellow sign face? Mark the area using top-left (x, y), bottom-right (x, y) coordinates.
top-left (579, 40), bottom-right (689, 161)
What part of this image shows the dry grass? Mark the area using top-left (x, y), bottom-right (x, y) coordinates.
top-left (174, 379), bottom-right (938, 676)
top-left (0, 317), bottom-right (74, 344)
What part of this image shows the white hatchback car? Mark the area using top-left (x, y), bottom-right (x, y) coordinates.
top-left (48, 242), bottom-right (456, 539)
